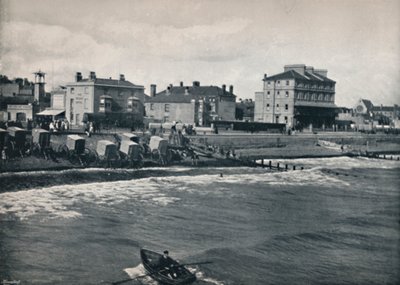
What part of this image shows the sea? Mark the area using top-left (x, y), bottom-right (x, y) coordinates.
top-left (0, 156), bottom-right (399, 285)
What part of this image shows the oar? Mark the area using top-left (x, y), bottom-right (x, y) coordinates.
top-left (111, 261), bottom-right (213, 285)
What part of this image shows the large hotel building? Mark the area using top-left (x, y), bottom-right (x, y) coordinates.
top-left (255, 64), bottom-right (337, 130)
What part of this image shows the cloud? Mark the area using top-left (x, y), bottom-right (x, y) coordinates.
top-left (0, 0), bottom-right (399, 107)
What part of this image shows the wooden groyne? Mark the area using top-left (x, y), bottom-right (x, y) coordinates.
top-left (238, 158), bottom-right (305, 171)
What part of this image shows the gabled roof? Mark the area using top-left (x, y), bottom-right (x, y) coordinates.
top-left (264, 70), bottom-right (309, 81)
top-left (361, 99), bottom-right (374, 110)
top-left (77, 78), bottom-right (143, 88)
top-left (145, 86), bottom-right (235, 103)
top-left (264, 70), bottom-right (335, 83)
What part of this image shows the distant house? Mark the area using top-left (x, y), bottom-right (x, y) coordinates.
top-left (65, 72), bottom-right (145, 126)
top-left (145, 81), bottom-right (236, 126)
top-left (372, 105), bottom-right (399, 122)
top-left (354, 99), bottom-right (374, 117)
top-left (0, 83), bottom-right (20, 97)
top-left (235, 99), bottom-right (255, 122)
top-left (255, 64), bottom-right (337, 130)
top-left (340, 99), bottom-right (399, 130)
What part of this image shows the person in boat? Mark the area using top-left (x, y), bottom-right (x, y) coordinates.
top-left (158, 250), bottom-right (179, 279)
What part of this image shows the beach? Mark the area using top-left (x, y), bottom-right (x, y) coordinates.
top-left (1, 130), bottom-right (400, 174)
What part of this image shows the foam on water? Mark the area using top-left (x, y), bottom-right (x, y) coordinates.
top-left (266, 156), bottom-right (400, 170)
top-left (123, 264), bottom-right (224, 285)
top-left (0, 165), bottom-right (354, 221)
top-left (0, 176), bottom-right (180, 221)
top-left (2, 156), bottom-right (396, 221)
top-left (123, 264), bottom-right (157, 285)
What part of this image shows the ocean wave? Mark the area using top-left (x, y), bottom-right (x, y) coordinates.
top-left (0, 166), bottom-right (353, 221)
top-left (0, 177), bottom-right (181, 221)
top-left (266, 156), bottom-right (400, 170)
top-left (124, 264), bottom-right (224, 285)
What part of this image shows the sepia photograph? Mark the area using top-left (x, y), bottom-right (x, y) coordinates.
top-left (0, 0), bottom-right (399, 284)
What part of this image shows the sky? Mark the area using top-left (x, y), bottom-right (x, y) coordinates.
top-left (0, 0), bottom-right (399, 107)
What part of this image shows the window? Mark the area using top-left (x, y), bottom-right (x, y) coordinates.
top-left (286, 81), bottom-right (289, 86)
top-left (150, 103), bottom-right (154, 110)
top-left (267, 81), bottom-right (271, 86)
top-left (266, 103), bottom-right (270, 110)
top-left (84, 87), bottom-right (88, 94)
top-left (285, 104), bottom-right (288, 110)
top-left (277, 81), bottom-right (280, 85)
top-left (71, 87), bottom-right (75, 94)
top-left (267, 91), bottom-right (270, 95)
top-left (165, 104), bottom-right (170, 112)
top-left (285, 91), bottom-right (289, 97)
top-left (277, 91), bottom-right (280, 96)
top-left (84, 98), bottom-right (88, 109)
top-left (276, 104), bottom-right (280, 109)
top-left (284, 116), bottom-right (288, 123)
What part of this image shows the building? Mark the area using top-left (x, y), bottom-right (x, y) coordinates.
top-left (349, 99), bottom-right (399, 129)
top-left (372, 104), bottom-right (399, 122)
top-left (255, 64), bottom-right (337, 130)
top-left (7, 104), bottom-right (33, 122)
top-left (36, 86), bottom-right (67, 121)
top-left (65, 72), bottom-right (145, 126)
top-left (145, 81), bottom-right (236, 126)
top-left (0, 73), bottom-right (46, 123)
top-left (235, 99), bottom-right (254, 122)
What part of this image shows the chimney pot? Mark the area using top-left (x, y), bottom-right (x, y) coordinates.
top-left (89, 71), bottom-right (96, 80)
top-left (120, 74), bottom-right (125, 81)
top-left (193, 81), bottom-right (200, 87)
top-left (180, 81), bottom-right (183, 87)
top-left (150, 84), bottom-right (157, 97)
top-left (75, 72), bottom-right (82, 82)
top-left (229, 85), bottom-right (233, 94)
top-left (222, 84), bottom-right (226, 92)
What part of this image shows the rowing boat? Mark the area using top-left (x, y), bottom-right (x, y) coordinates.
top-left (140, 249), bottom-right (196, 285)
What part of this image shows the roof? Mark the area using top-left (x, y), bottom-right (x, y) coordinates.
top-left (37, 109), bottom-right (65, 116)
top-left (145, 86), bottom-right (235, 103)
top-left (74, 78), bottom-right (143, 88)
top-left (361, 99), bottom-right (374, 110)
top-left (264, 70), bottom-right (335, 83)
top-left (372, 106), bottom-right (397, 112)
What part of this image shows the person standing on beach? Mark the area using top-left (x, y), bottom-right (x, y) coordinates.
top-left (1, 148), bottom-right (7, 170)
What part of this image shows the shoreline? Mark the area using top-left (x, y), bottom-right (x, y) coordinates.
top-left (1, 131), bottom-right (399, 175)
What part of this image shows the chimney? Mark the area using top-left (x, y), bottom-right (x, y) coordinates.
top-left (222, 84), bottom-right (226, 93)
top-left (119, 74), bottom-right (125, 81)
top-left (229, 85), bottom-right (233, 94)
top-left (75, 72), bottom-right (82, 82)
top-left (314, 69), bottom-right (328, 77)
top-left (305, 66), bottom-right (314, 74)
top-left (180, 81), bottom-right (183, 87)
top-left (150, 84), bottom-right (156, 97)
top-left (89, 71), bottom-right (96, 80)
top-left (166, 86), bottom-right (171, 95)
top-left (284, 64), bottom-right (306, 75)
top-left (185, 86), bottom-right (190, 95)
top-left (263, 73), bottom-right (268, 80)
top-left (193, 81), bottom-right (200, 87)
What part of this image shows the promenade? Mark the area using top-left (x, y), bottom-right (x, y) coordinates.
top-left (1, 129), bottom-right (399, 173)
